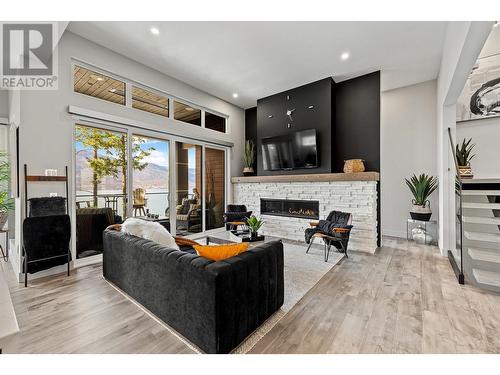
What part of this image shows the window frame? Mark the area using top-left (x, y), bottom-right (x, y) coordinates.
top-left (71, 59), bottom-right (229, 134)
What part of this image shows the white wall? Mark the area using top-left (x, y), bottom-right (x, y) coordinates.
top-left (381, 80), bottom-right (438, 238)
top-left (457, 119), bottom-right (500, 179)
top-left (456, 25), bottom-right (500, 180)
top-left (14, 31), bottom-right (245, 276)
top-left (0, 90), bottom-right (8, 119)
top-left (436, 21), bottom-right (492, 255)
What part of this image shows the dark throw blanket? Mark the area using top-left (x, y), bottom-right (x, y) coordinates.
top-left (305, 210), bottom-right (353, 249)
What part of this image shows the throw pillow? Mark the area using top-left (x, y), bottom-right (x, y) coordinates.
top-left (121, 218), bottom-right (179, 250)
top-left (193, 243), bottom-right (249, 261)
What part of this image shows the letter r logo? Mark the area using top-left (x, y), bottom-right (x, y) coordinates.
top-left (2, 23), bottom-right (53, 75)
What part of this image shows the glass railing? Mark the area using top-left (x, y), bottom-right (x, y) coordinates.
top-left (447, 128), bottom-right (465, 284)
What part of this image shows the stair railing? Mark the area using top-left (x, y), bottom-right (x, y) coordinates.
top-left (448, 128), bottom-right (465, 284)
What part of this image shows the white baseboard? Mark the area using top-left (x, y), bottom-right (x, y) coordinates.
top-left (382, 229), bottom-right (407, 240)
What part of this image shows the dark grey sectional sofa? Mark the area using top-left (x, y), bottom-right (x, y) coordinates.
top-left (103, 229), bottom-right (284, 354)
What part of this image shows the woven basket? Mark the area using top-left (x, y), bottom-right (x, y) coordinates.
top-left (343, 159), bottom-right (365, 173)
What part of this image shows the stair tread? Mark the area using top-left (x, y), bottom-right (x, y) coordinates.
top-left (468, 248), bottom-right (500, 264)
top-left (463, 190), bottom-right (500, 195)
top-left (472, 269), bottom-right (500, 287)
top-left (464, 231), bottom-right (500, 243)
top-left (463, 216), bottom-right (500, 225)
top-left (463, 202), bottom-right (500, 209)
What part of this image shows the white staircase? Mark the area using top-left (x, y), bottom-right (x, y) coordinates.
top-left (461, 182), bottom-right (500, 292)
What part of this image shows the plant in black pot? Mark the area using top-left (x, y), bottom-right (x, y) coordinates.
top-left (246, 215), bottom-right (264, 240)
top-left (456, 138), bottom-right (476, 179)
top-left (405, 173), bottom-right (438, 221)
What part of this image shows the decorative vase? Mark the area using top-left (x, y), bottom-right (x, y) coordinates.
top-left (412, 227), bottom-right (432, 245)
top-left (410, 200), bottom-right (432, 221)
top-left (250, 231), bottom-right (257, 241)
top-left (343, 159), bottom-right (365, 173)
top-left (243, 167), bottom-right (254, 176)
top-left (458, 165), bottom-right (473, 179)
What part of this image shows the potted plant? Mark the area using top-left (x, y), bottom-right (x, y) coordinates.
top-left (0, 151), bottom-right (14, 229)
top-left (405, 173), bottom-right (438, 221)
top-left (246, 215), bottom-right (264, 240)
top-left (243, 140), bottom-right (255, 176)
top-left (456, 138), bottom-right (475, 179)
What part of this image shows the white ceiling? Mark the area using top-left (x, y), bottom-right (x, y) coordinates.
top-left (68, 21), bottom-right (449, 109)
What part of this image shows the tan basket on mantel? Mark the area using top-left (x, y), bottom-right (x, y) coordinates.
top-left (343, 159), bottom-right (365, 173)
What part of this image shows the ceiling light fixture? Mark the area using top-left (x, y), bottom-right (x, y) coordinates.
top-left (150, 27), bottom-right (160, 35)
top-left (341, 52), bottom-right (350, 61)
top-left (232, 93), bottom-right (239, 98)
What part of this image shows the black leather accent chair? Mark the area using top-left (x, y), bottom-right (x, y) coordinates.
top-left (305, 210), bottom-right (353, 261)
top-left (223, 204), bottom-right (252, 230)
top-left (103, 229), bottom-right (284, 353)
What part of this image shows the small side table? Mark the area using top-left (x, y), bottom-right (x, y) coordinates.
top-left (406, 218), bottom-right (437, 245)
top-left (0, 229), bottom-right (8, 262)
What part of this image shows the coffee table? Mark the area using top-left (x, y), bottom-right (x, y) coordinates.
top-left (204, 231), bottom-right (266, 248)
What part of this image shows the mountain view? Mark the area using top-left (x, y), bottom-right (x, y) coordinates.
top-left (75, 150), bottom-right (169, 192)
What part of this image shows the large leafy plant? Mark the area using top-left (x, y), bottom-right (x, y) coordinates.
top-left (246, 215), bottom-right (264, 233)
top-left (243, 140), bottom-right (255, 168)
top-left (0, 151), bottom-right (14, 214)
top-left (405, 174), bottom-right (438, 206)
top-left (455, 138), bottom-right (475, 166)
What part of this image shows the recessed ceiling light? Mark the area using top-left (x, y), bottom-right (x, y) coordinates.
top-left (341, 52), bottom-right (350, 61)
top-left (185, 107), bottom-right (194, 112)
top-left (232, 93), bottom-right (239, 98)
top-left (150, 27), bottom-right (160, 35)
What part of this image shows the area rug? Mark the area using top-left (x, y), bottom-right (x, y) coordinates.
top-left (105, 240), bottom-right (343, 354)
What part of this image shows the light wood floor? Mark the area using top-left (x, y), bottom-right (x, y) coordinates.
top-left (3, 237), bottom-right (500, 354)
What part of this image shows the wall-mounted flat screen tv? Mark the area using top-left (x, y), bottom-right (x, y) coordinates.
top-left (262, 129), bottom-right (318, 171)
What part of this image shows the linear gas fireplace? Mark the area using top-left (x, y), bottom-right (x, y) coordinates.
top-left (261, 198), bottom-right (319, 219)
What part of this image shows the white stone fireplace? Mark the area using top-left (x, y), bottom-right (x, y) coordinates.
top-left (232, 173), bottom-right (379, 253)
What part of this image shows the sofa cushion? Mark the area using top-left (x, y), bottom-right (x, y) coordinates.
top-left (121, 218), bottom-right (179, 250)
top-left (193, 243), bottom-right (249, 261)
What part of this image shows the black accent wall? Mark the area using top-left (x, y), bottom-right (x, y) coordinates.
top-left (334, 71), bottom-right (380, 172)
top-left (247, 72), bottom-right (380, 176)
top-left (256, 78), bottom-right (335, 175)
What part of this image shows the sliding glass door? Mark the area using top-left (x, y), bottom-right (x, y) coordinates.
top-left (75, 124), bottom-right (128, 259)
top-left (131, 135), bottom-right (170, 229)
top-left (175, 142), bottom-right (203, 235)
top-left (205, 147), bottom-right (226, 231)
top-left (74, 123), bottom-right (229, 259)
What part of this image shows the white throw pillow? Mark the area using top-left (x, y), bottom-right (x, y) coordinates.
top-left (121, 218), bottom-right (179, 250)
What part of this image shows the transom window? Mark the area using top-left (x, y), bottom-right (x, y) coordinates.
top-left (132, 86), bottom-right (169, 117)
top-left (205, 111), bottom-right (226, 133)
top-left (174, 101), bottom-right (202, 126)
top-left (73, 65), bottom-right (125, 105)
top-left (73, 63), bottom-right (227, 133)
